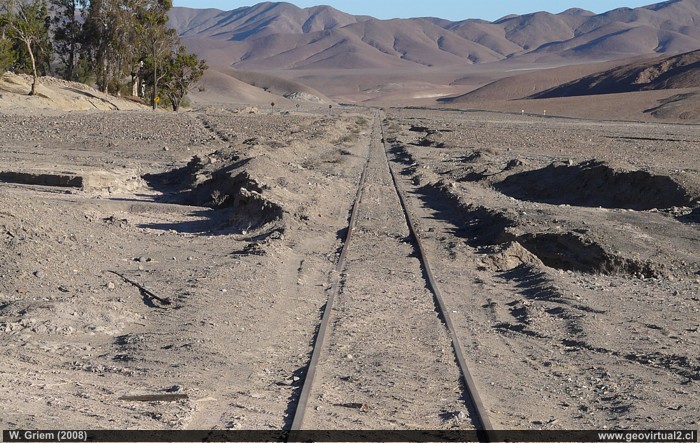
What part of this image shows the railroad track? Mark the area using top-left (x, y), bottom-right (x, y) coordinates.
top-left (287, 111), bottom-right (494, 439)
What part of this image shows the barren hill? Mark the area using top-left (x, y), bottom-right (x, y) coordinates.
top-left (439, 59), bottom-right (634, 104)
top-left (169, 0), bottom-right (700, 70)
top-left (438, 49), bottom-right (700, 122)
top-left (531, 49), bottom-right (700, 98)
top-left (190, 66), bottom-right (333, 106)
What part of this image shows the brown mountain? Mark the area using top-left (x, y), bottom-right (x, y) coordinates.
top-left (169, 0), bottom-right (700, 70)
top-left (439, 49), bottom-right (700, 122)
top-left (168, 2), bottom-right (367, 42)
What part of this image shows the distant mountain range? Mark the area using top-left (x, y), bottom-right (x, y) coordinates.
top-left (168, 0), bottom-right (700, 70)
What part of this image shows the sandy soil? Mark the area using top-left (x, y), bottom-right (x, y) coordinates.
top-left (0, 73), bottom-right (147, 113)
top-left (0, 106), bottom-right (372, 429)
top-left (1, 102), bottom-right (698, 432)
top-left (382, 109), bottom-right (700, 429)
top-left (441, 88), bottom-right (700, 123)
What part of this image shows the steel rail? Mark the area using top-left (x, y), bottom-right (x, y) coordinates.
top-left (288, 113), bottom-right (376, 432)
top-left (380, 117), bottom-right (495, 440)
top-left (289, 112), bottom-right (494, 442)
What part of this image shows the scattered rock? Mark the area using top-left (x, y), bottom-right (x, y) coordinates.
top-left (337, 403), bottom-right (370, 412)
top-left (484, 241), bottom-right (543, 272)
top-left (505, 159), bottom-right (524, 170)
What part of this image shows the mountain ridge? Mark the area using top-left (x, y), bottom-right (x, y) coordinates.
top-left (168, 0), bottom-right (700, 70)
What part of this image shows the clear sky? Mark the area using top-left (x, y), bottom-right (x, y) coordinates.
top-left (171, 0), bottom-right (656, 22)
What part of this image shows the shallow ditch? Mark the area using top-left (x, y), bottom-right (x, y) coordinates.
top-left (518, 232), bottom-right (659, 278)
top-left (0, 171), bottom-right (83, 188)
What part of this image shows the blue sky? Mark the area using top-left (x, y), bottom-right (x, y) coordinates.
top-left (172, 1), bottom-right (656, 21)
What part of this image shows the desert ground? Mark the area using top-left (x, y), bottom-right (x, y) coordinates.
top-left (1, 72), bottom-right (699, 434)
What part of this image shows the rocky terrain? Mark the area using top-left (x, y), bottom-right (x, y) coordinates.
top-left (2, 0), bottom-right (699, 435)
top-left (0, 106), bottom-right (372, 429)
top-left (0, 103), bottom-right (698, 431)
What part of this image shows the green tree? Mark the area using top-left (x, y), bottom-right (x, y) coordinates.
top-left (0, 35), bottom-right (16, 72)
top-left (137, 0), bottom-right (176, 109)
top-left (160, 45), bottom-right (206, 111)
top-left (0, 0), bottom-right (52, 95)
top-left (34, 0), bottom-right (202, 109)
top-left (49, 0), bottom-right (85, 80)
top-left (81, 0), bottom-right (127, 93)
top-left (1, 1), bottom-right (16, 72)
top-left (80, 0), bottom-right (176, 101)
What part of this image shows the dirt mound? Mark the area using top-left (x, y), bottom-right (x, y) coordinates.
top-left (228, 187), bottom-right (283, 232)
top-left (495, 160), bottom-right (695, 210)
top-left (483, 241), bottom-right (543, 272)
top-left (412, 176), bottom-right (674, 279)
top-left (144, 152), bottom-right (283, 233)
top-left (420, 182), bottom-right (516, 247)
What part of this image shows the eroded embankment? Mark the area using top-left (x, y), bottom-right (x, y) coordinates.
top-left (144, 152), bottom-right (284, 235)
top-left (391, 138), bottom-right (699, 280)
top-left (421, 180), bottom-right (668, 278)
top-left (495, 160), bottom-right (696, 210)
